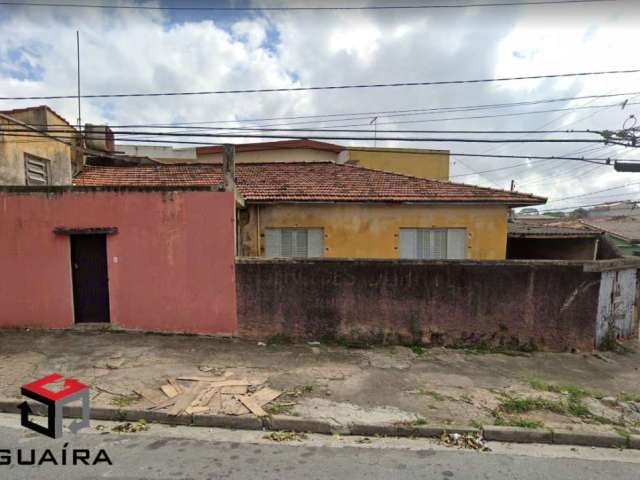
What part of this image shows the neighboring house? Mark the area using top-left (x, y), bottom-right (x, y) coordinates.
top-left (120, 139), bottom-right (450, 181)
top-left (507, 221), bottom-right (620, 260)
top-left (584, 201), bottom-right (640, 218)
top-left (74, 162), bottom-right (545, 260)
top-left (582, 217), bottom-right (640, 257)
top-left (0, 106), bottom-right (79, 185)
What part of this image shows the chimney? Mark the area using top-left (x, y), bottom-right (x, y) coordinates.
top-left (84, 124), bottom-right (115, 152)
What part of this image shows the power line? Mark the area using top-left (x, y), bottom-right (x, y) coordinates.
top-left (0, 127), bottom-right (617, 145)
top-left (31, 124), bottom-right (603, 135)
top-left (546, 181), bottom-right (640, 204)
top-left (251, 101), bottom-right (640, 130)
top-left (67, 90), bottom-right (638, 128)
top-left (538, 198), bottom-right (640, 212)
top-left (0, 0), bottom-right (617, 12)
top-left (2, 68), bottom-right (639, 101)
top-left (0, 130), bottom-right (620, 164)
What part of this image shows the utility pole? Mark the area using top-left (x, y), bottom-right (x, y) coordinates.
top-left (510, 179), bottom-right (516, 191)
top-left (223, 144), bottom-right (236, 192)
top-left (76, 30), bottom-right (82, 138)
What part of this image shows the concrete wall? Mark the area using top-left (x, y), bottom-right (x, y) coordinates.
top-left (348, 147), bottom-right (450, 180)
top-left (0, 107), bottom-right (74, 185)
top-left (0, 188), bottom-right (237, 334)
top-left (240, 203), bottom-right (509, 260)
top-left (237, 259), bottom-right (603, 351)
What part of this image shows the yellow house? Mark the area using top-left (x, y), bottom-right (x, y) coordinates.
top-left (347, 146), bottom-right (449, 180)
top-left (74, 162), bottom-right (545, 260)
top-left (160, 139), bottom-right (451, 181)
top-left (0, 106), bottom-right (78, 185)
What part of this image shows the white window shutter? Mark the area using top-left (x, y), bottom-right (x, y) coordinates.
top-left (293, 229), bottom-right (308, 257)
top-left (307, 229), bottom-right (324, 257)
top-left (399, 228), bottom-right (418, 259)
top-left (281, 230), bottom-right (294, 257)
top-left (430, 230), bottom-right (447, 259)
top-left (446, 229), bottom-right (466, 259)
top-left (265, 228), bottom-right (282, 257)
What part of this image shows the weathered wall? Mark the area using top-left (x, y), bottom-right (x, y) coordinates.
top-left (237, 259), bottom-right (602, 351)
top-left (0, 188), bottom-right (237, 334)
top-left (240, 203), bottom-right (509, 260)
top-left (0, 107), bottom-right (74, 185)
top-left (348, 147), bottom-right (450, 180)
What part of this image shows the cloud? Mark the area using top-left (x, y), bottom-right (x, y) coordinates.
top-left (1, 0), bottom-right (639, 208)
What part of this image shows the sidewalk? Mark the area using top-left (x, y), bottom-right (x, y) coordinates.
top-left (1, 328), bottom-right (639, 440)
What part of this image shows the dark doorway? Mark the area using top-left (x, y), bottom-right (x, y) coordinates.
top-left (70, 234), bottom-right (110, 323)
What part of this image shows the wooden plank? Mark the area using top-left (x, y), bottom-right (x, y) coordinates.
top-left (168, 383), bottom-right (207, 416)
top-left (177, 376), bottom-right (227, 382)
top-left (250, 387), bottom-right (282, 407)
top-left (168, 378), bottom-right (183, 395)
top-left (193, 386), bottom-right (219, 407)
top-left (236, 395), bottom-right (267, 417)
top-left (220, 396), bottom-right (249, 416)
top-left (148, 397), bottom-right (176, 411)
top-left (160, 384), bottom-right (179, 398)
top-left (177, 377), bottom-right (251, 387)
top-left (134, 387), bottom-right (164, 405)
top-left (220, 385), bottom-right (248, 395)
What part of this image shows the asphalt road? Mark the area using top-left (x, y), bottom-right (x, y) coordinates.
top-left (0, 416), bottom-right (639, 479)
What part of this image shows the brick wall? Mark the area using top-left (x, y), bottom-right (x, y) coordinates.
top-left (237, 259), bottom-right (602, 351)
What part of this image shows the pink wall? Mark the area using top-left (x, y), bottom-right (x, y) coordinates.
top-left (0, 189), bottom-right (237, 334)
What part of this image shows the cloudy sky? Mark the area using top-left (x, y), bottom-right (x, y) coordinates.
top-left (1, 0), bottom-right (640, 210)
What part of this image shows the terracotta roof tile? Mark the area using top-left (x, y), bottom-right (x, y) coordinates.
top-left (73, 162), bottom-right (546, 206)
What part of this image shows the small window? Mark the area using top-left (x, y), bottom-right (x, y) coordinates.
top-left (399, 228), bottom-right (466, 259)
top-left (24, 154), bottom-right (50, 185)
top-left (265, 228), bottom-right (324, 258)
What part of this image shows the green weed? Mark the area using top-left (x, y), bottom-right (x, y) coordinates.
top-left (499, 397), bottom-right (565, 415)
top-left (110, 393), bottom-right (141, 408)
top-left (497, 417), bottom-right (544, 429)
top-left (410, 345), bottom-right (425, 356)
top-left (415, 389), bottom-right (447, 401)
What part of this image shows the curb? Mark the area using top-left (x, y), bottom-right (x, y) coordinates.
top-left (0, 399), bottom-right (636, 450)
top-left (483, 426), bottom-right (553, 444)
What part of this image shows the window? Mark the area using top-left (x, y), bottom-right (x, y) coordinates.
top-left (265, 228), bottom-right (324, 258)
top-left (399, 228), bottom-right (467, 259)
top-left (24, 154), bottom-right (50, 185)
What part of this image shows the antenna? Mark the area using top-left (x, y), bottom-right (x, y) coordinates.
top-left (370, 116), bottom-right (378, 147)
top-left (76, 30), bottom-right (82, 142)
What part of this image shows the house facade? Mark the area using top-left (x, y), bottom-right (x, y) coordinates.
top-left (119, 139), bottom-right (450, 181)
top-left (0, 186), bottom-right (236, 334)
top-left (74, 162), bottom-right (545, 260)
top-left (0, 106), bottom-right (78, 185)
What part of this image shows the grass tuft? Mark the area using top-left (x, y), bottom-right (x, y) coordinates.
top-left (495, 416), bottom-right (544, 429)
top-left (415, 389), bottom-right (447, 401)
top-left (499, 397), bottom-right (566, 415)
top-left (110, 393), bottom-right (141, 408)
